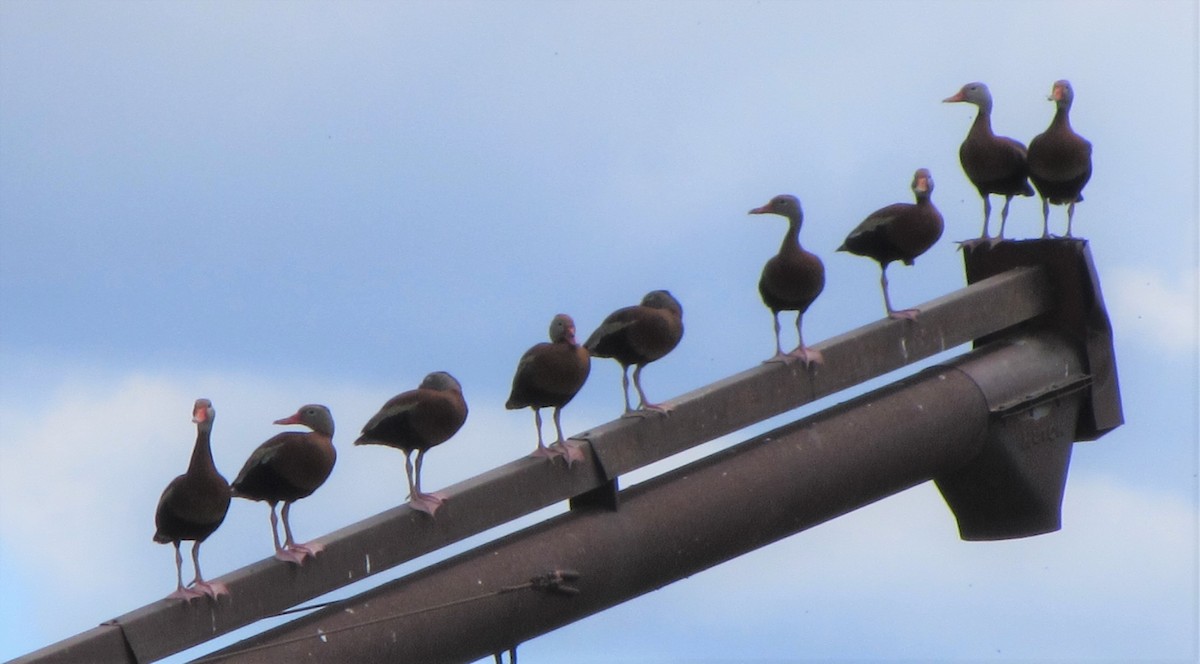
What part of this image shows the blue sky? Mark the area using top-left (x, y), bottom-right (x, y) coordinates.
top-left (1, 1), bottom-right (1196, 662)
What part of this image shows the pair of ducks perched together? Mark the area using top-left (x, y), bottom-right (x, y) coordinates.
top-left (945, 79), bottom-right (1093, 241)
top-left (153, 79), bottom-right (1092, 601)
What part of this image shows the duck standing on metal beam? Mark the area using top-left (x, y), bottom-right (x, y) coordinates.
top-left (748, 194), bottom-right (825, 367)
top-left (232, 404), bottom-right (336, 564)
top-left (585, 290), bottom-right (683, 417)
top-left (839, 168), bottom-right (944, 320)
top-left (1027, 79), bottom-right (1092, 238)
top-left (942, 82), bottom-right (1034, 245)
top-left (154, 398), bottom-right (231, 600)
top-left (507, 314), bottom-right (591, 465)
top-left (356, 371), bottom-right (468, 516)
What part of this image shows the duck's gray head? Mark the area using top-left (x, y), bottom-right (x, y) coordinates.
top-left (549, 313), bottom-right (577, 344)
top-left (274, 404), bottom-right (334, 436)
top-left (421, 371), bottom-right (463, 394)
top-left (641, 290), bottom-right (682, 317)
top-left (1050, 79), bottom-right (1075, 110)
top-left (911, 168), bottom-right (934, 196)
top-left (748, 194), bottom-right (802, 221)
top-left (943, 81), bottom-right (992, 113)
top-left (192, 398), bottom-right (215, 431)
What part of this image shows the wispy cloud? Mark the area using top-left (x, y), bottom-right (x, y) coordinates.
top-left (1109, 265), bottom-right (1199, 355)
top-left (0, 363), bottom-right (580, 660)
top-left (528, 475), bottom-right (1199, 662)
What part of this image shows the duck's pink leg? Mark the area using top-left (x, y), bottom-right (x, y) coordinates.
top-left (166, 542), bottom-right (203, 600)
top-left (528, 409), bottom-right (557, 459)
top-left (188, 541), bottom-right (228, 598)
top-left (547, 407), bottom-right (585, 466)
top-left (632, 365), bottom-right (672, 416)
top-left (408, 449), bottom-right (446, 516)
top-left (280, 501), bottom-right (323, 564)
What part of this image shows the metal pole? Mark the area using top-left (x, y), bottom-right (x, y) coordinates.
top-left (10, 265), bottom-right (1054, 664)
top-left (15, 240), bottom-right (1124, 664)
top-left (204, 332), bottom-right (1088, 663)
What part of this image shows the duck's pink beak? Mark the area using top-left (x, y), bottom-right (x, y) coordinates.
top-left (274, 412), bottom-right (303, 426)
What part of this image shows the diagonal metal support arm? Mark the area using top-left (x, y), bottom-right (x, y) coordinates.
top-left (202, 330), bottom-right (1093, 663)
top-left (13, 265), bottom-right (1052, 664)
top-left (18, 240), bottom-right (1120, 664)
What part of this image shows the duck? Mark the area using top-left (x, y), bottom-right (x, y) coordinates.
top-left (506, 314), bottom-right (591, 465)
top-left (943, 82), bottom-right (1034, 244)
top-left (838, 168), bottom-right (944, 320)
top-left (748, 194), bottom-right (825, 366)
top-left (1027, 79), bottom-right (1093, 238)
top-left (584, 290), bottom-right (683, 417)
top-left (231, 404), bottom-right (336, 565)
top-left (356, 372), bottom-right (468, 516)
top-left (154, 398), bottom-right (231, 600)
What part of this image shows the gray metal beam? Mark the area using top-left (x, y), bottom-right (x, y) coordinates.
top-left (11, 261), bottom-right (1055, 664)
top-left (201, 331), bottom-right (1090, 663)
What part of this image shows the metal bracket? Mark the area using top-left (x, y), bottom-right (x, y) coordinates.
top-left (991, 374), bottom-right (1094, 418)
top-left (530, 569), bottom-right (581, 596)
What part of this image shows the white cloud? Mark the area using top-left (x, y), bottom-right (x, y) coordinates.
top-left (0, 364), bottom-right (591, 661)
top-left (1108, 265), bottom-right (1199, 354)
top-left (527, 475), bottom-right (1198, 662)
top-left (2, 354), bottom-right (1198, 662)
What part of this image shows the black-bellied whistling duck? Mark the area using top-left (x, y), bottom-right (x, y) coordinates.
top-left (943, 82), bottom-right (1034, 244)
top-left (584, 290), bottom-right (683, 417)
top-left (355, 372), bottom-right (468, 516)
top-left (231, 404), bottom-right (336, 565)
top-left (506, 314), bottom-right (591, 465)
top-left (838, 168), bottom-right (944, 320)
top-left (1027, 79), bottom-right (1093, 238)
top-left (154, 398), bottom-right (231, 600)
top-left (749, 194), bottom-right (826, 367)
